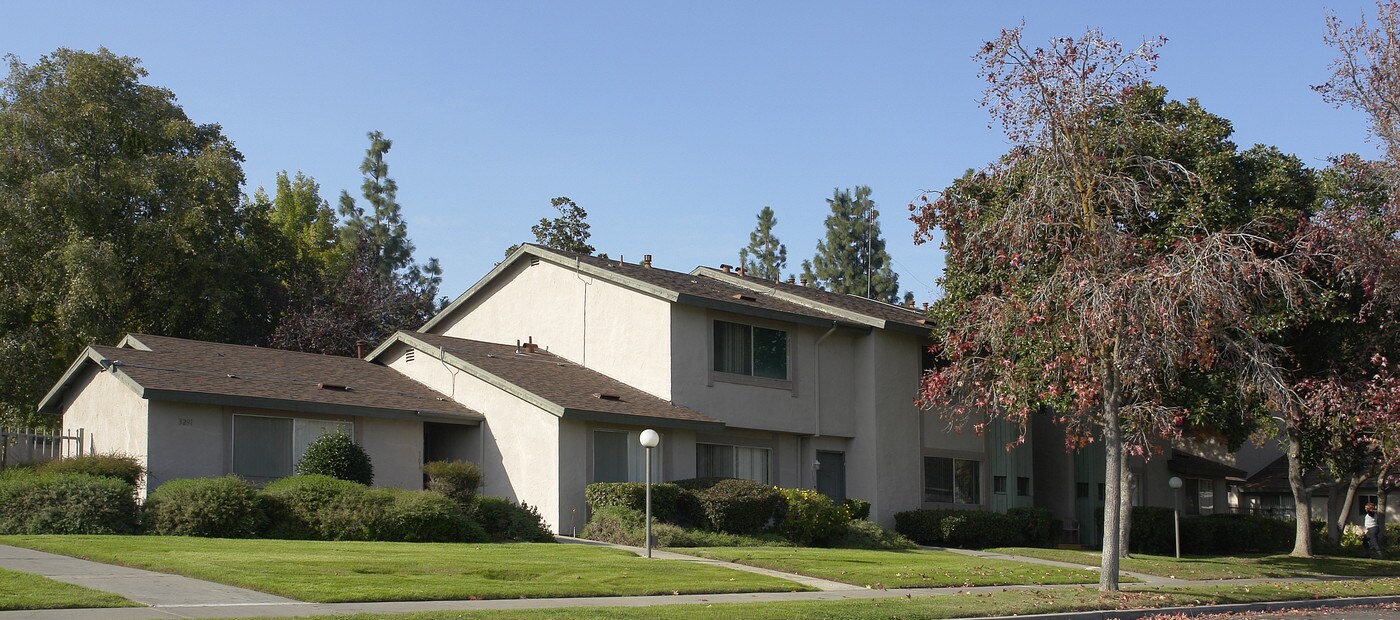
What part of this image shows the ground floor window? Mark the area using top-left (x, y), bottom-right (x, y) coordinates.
top-left (923, 456), bottom-right (980, 505)
top-left (232, 414), bottom-right (352, 480)
top-left (1183, 478), bottom-right (1214, 515)
top-left (696, 443), bottom-right (769, 484)
top-left (593, 430), bottom-right (660, 483)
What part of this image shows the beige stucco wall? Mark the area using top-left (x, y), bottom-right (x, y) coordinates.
top-left (58, 366), bottom-right (150, 492)
top-left (146, 401), bottom-right (225, 493)
top-left (357, 416), bottom-right (425, 490)
top-left (431, 259), bottom-right (674, 399)
top-left (384, 344), bottom-right (565, 532)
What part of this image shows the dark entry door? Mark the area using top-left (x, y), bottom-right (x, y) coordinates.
top-left (816, 451), bottom-right (846, 501)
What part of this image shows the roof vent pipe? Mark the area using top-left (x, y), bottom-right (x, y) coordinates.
top-left (643, 254), bottom-right (652, 269)
top-left (720, 264), bottom-right (732, 273)
top-left (788, 275), bottom-right (796, 284)
top-left (355, 340), bottom-right (366, 360)
top-left (737, 266), bottom-right (745, 277)
top-left (800, 276), bottom-right (809, 287)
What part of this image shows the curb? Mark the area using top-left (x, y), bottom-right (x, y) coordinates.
top-left (965, 595), bottom-right (1400, 620)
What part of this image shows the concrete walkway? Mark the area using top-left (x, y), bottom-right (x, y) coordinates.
top-left (1, 542), bottom-right (1397, 620)
top-left (919, 545), bottom-right (1192, 585)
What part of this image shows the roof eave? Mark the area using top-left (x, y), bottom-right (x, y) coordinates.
top-left (140, 388), bottom-right (482, 425)
top-left (37, 348), bottom-right (144, 414)
top-left (691, 266), bottom-right (929, 332)
top-left (560, 407), bottom-right (725, 432)
top-left (374, 331), bottom-right (569, 418)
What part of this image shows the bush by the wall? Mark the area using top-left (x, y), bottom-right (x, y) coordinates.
top-left (893, 509), bottom-right (945, 545)
top-left (1131, 509), bottom-right (1292, 555)
top-left (297, 432), bottom-right (373, 485)
top-left (474, 496), bottom-right (554, 542)
top-left (422, 460), bottom-right (483, 506)
top-left (583, 482), bottom-right (702, 527)
top-left (259, 475), bottom-right (365, 539)
top-left (0, 471), bottom-right (138, 534)
top-left (1007, 506), bottom-right (1060, 548)
top-left (579, 506), bottom-right (645, 546)
top-left (832, 519), bottom-right (916, 550)
top-left (842, 498), bottom-right (872, 521)
top-left (700, 479), bottom-right (785, 534)
top-left (36, 454), bottom-right (144, 487)
top-left (778, 488), bottom-right (849, 545)
top-left (144, 476), bottom-right (262, 537)
top-left (379, 490), bottom-right (486, 543)
top-left (1129, 506), bottom-right (1176, 554)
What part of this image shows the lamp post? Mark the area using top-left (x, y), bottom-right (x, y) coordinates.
top-left (1168, 476), bottom-right (1183, 559)
top-left (639, 429), bottom-right (659, 558)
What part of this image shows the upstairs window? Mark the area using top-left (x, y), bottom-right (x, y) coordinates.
top-left (714, 320), bottom-right (788, 380)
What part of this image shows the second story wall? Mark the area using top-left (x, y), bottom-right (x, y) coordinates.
top-left (668, 304), bottom-right (860, 435)
top-left (429, 258), bottom-right (674, 399)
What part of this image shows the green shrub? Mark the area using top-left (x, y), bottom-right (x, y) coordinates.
top-left (422, 460), bottom-right (483, 506)
top-left (778, 488), bottom-right (849, 545)
top-left (0, 471), bottom-right (138, 534)
top-left (473, 496), bottom-right (554, 542)
top-left (584, 482), bottom-right (702, 527)
top-left (832, 519), bottom-right (917, 550)
top-left (670, 477), bottom-right (730, 492)
top-left (1132, 510), bottom-right (1292, 555)
top-left (296, 432), bottom-right (373, 485)
top-left (145, 476), bottom-right (262, 537)
top-left (700, 478), bottom-right (785, 534)
top-left (842, 498), bottom-right (872, 521)
top-left (1129, 506), bottom-right (1176, 554)
top-left (1007, 506), bottom-right (1060, 548)
top-left (379, 490), bottom-right (486, 542)
top-left (893, 509), bottom-right (944, 545)
top-left (36, 454), bottom-right (144, 487)
top-left (939, 510), bottom-right (1020, 549)
top-left (580, 505), bottom-right (645, 546)
top-left (259, 475), bottom-right (368, 539)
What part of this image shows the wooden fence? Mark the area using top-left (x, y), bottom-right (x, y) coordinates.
top-left (0, 427), bottom-right (84, 468)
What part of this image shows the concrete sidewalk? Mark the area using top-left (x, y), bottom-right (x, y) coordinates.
top-left (1, 542), bottom-right (1397, 620)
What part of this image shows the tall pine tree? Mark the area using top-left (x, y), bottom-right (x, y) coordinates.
top-left (738, 206), bottom-right (787, 280)
top-left (802, 186), bottom-right (900, 303)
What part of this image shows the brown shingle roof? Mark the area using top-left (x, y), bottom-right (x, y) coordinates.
top-left (692, 266), bottom-right (931, 331)
top-left (423, 244), bottom-right (862, 333)
top-left (384, 331), bottom-right (722, 430)
top-left (41, 334), bottom-right (481, 423)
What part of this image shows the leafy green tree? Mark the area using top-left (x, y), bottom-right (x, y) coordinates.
top-left (0, 48), bottom-right (280, 426)
top-left (802, 186), bottom-right (900, 303)
top-left (508, 196), bottom-right (595, 257)
top-left (269, 171), bottom-right (337, 273)
top-left (738, 206), bottom-right (787, 280)
top-left (339, 132), bottom-right (413, 277)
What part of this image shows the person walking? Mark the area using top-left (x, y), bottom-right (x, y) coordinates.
top-left (1363, 502), bottom-right (1384, 560)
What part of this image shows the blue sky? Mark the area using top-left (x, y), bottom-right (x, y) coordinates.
top-left (3, 1), bottom-right (1382, 301)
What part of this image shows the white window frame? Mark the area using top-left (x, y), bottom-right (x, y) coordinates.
top-left (923, 456), bottom-right (981, 505)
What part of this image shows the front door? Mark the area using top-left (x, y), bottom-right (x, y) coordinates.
top-left (816, 451), bottom-right (846, 502)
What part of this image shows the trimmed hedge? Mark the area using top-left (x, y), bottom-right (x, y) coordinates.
top-left (36, 454), bottom-right (145, 487)
top-left (700, 478), bottom-right (785, 534)
top-left (0, 471), bottom-right (138, 534)
top-left (145, 476), bottom-right (262, 537)
top-left (297, 432), bottom-right (373, 485)
top-left (1128, 507), bottom-right (1292, 555)
top-left (259, 475), bottom-right (368, 539)
top-left (315, 487), bottom-right (487, 542)
top-left (832, 519), bottom-right (917, 550)
top-left (894, 508), bottom-right (1052, 549)
top-left (474, 497), bottom-right (554, 542)
top-left (423, 460), bottom-right (483, 506)
top-left (584, 482), bottom-right (702, 527)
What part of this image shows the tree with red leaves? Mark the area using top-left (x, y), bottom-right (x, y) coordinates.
top-left (911, 26), bottom-right (1311, 591)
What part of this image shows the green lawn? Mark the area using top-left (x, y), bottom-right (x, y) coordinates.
top-left (0, 567), bottom-right (139, 611)
top-left (237, 578), bottom-right (1400, 619)
top-left (0, 536), bottom-right (808, 603)
top-left (682, 546), bottom-right (1104, 588)
top-left (987, 547), bottom-right (1400, 579)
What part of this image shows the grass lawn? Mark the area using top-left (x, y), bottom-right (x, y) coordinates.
top-left (681, 546), bottom-right (1105, 588)
top-left (0, 536), bottom-right (807, 603)
top-left (238, 577), bottom-right (1400, 619)
top-left (987, 547), bottom-right (1400, 579)
top-left (0, 567), bottom-right (139, 611)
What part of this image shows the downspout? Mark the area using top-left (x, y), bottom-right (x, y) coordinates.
top-left (575, 257), bottom-right (591, 367)
top-left (809, 321), bottom-right (838, 488)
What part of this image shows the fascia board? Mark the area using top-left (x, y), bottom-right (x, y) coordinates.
top-left (391, 332), bottom-right (568, 419)
top-left (139, 387), bottom-right (482, 425)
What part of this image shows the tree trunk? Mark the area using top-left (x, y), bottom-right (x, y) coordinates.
top-left (1099, 363), bottom-right (1123, 592)
top-left (1327, 482), bottom-right (1344, 544)
top-left (1379, 468), bottom-right (1393, 548)
top-left (1287, 424), bottom-right (1314, 557)
top-left (1119, 462), bottom-right (1134, 558)
top-left (1337, 475), bottom-right (1363, 538)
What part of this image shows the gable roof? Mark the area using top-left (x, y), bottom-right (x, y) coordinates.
top-left (422, 244), bottom-right (901, 334)
top-left (38, 334), bottom-right (482, 425)
top-left (692, 266), bottom-right (930, 333)
top-left (368, 331), bottom-right (723, 431)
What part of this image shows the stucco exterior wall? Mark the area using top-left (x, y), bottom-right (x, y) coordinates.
top-left (431, 259), bottom-right (674, 399)
top-left (59, 366), bottom-right (150, 490)
top-left (854, 329), bottom-right (930, 525)
top-left (146, 401), bottom-right (225, 493)
top-left (384, 343), bottom-right (564, 531)
top-left (357, 416), bottom-right (425, 490)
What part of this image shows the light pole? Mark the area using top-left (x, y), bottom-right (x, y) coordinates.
top-left (1168, 476), bottom-right (1183, 559)
top-left (639, 429), bottom-right (659, 558)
